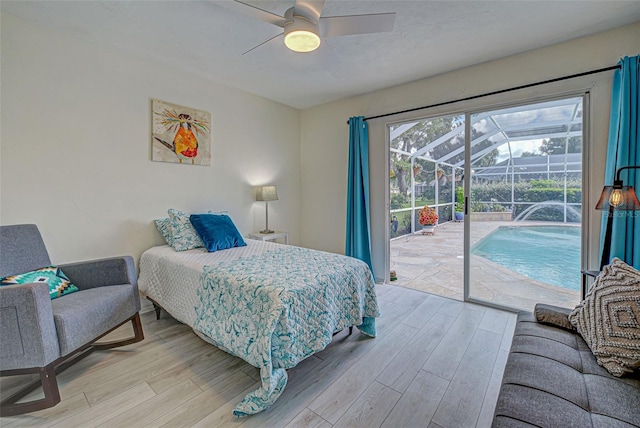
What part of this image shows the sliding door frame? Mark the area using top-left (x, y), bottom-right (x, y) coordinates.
top-left (463, 91), bottom-right (591, 311)
top-left (385, 90), bottom-right (591, 312)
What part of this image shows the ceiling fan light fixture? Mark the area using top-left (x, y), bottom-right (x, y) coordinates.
top-left (284, 17), bottom-right (320, 53)
top-left (284, 30), bottom-right (320, 52)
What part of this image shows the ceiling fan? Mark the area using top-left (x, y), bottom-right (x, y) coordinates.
top-left (219, 0), bottom-right (396, 54)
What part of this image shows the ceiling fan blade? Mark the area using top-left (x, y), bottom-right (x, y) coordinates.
top-left (219, 0), bottom-right (287, 27)
top-left (242, 32), bottom-right (283, 55)
top-left (293, 0), bottom-right (325, 21)
top-left (319, 12), bottom-right (396, 37)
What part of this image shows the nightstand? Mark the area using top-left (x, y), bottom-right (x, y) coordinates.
top-left (248, 231), bottom-right (289, 245)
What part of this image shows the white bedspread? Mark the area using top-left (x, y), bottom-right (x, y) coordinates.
top-left (138, 240), bottom-right (277, 327)
top-left (137, 239), bottom-right (379, 416)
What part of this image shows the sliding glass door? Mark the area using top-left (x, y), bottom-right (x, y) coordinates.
top-left (388, 115), bottom-right (465, 298)
top-left (465, 97), bottom-right (584, 310)
top-left (389, 95), bottom-right (586, 311)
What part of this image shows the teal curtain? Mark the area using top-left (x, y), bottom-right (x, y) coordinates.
top-left (601, 55), bottom-right (640, 269)
top-left (346, 116), bottom-right (373, 273)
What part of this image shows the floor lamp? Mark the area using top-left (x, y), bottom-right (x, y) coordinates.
top-left (256, 185), bottom-right (278, 234)
top-left (595, 165), bottom-right (640, 270)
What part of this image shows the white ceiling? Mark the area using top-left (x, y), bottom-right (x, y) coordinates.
top-left (2, 1), bottom-right (639, 109)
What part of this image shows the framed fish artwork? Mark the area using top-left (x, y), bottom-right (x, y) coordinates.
top-left (151, 99), bottom-right (211, 165)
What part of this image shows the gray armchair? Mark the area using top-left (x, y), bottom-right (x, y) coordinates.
top-left (0, 224), bottom-right (144, 416)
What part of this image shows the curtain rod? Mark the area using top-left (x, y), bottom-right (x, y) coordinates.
top-left (348, 64), bottom-right (621, 124)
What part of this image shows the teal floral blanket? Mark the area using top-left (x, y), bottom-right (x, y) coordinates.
top-left (192, 245), bottom-right (379, 417)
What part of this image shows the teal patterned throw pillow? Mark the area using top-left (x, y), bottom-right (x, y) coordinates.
top-left (155, 217), bottom-right (174, 246)
top-left (1, 266), bottom-right (80, 299)
top-left (168, 208), bottom-right (204, 251)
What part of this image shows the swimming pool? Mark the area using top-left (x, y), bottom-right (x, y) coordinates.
top-left (471, 225), bottom-right (581, 291)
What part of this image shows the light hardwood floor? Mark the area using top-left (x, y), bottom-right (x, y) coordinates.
top-left (1, 284), bottom-right (517, 428)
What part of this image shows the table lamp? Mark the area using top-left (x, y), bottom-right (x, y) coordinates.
top-left (595, 165), bottom-right (640, 270)
top-left (256, 185), bottom-right (278, 234)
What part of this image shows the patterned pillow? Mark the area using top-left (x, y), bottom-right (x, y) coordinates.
top-left (155, 217), bottom-right (174, 246)
top-left (1, 266), bottom-right (80, 300)
top-left (168, 208), bottom-right (204, 251)
top-left (569, 258), bottom-right (640, 376)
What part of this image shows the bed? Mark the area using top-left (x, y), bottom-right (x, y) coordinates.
top-left (137, 239), bottom-right (380, 416)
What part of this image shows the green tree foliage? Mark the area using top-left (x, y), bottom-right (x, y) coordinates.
top-left (455, 186), bottom-right (464, 212)
top-left (390, 115), bottom-right (499, 200)
top-left (472, 147), bottom-right (499, 167)
top-left (540, 137), bottom-right (581, 155)
top-left (391, 158), bottom-right (411, 200)
top-left (390, 117), bottom-right (455, 200)
top-left (520, 151), bottom-right (538, 157)
top-left (469, 118), bottom-right (500, 167)
top-left (390, 193), bottom-right (407, 210)
top-left (470, 178), bottom-right (582, 219)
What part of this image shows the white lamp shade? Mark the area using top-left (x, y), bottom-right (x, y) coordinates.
top-left (256, 185), bottom-right (278, 202)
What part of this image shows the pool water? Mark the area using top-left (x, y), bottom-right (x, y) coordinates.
top-left (472, 226), bottom-right (581, 291)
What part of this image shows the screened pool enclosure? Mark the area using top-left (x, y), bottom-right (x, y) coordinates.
top-left (389, 97), bottom-right (584, 239)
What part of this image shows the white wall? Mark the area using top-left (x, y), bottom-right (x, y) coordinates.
top-left (300, 22), bottom-right (640, 282)
top-left (0, 13), bottom-right (301, 264)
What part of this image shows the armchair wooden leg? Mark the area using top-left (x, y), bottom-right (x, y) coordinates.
top-left (93, 313), bottom-right (144, 350)
top-left (1, 310), bottom-right (144, 417)
top-left (0, 364), bottom-right (60, 417)
top-left (1, 313), bottom-right (143, 417)
top-left (132, 312), bottom-right (144, 342)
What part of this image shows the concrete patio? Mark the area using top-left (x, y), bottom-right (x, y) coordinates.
top-left (389, 220), bottom-right (581, 312)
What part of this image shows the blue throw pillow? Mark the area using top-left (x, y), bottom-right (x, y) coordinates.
top-left (1, 266), bottom-right (80, 299)
top-left (189, 214), bottom-right (247, 252)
